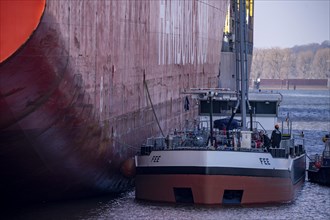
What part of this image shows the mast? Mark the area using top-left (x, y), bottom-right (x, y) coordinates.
top-left (238, 0), bottom-right (249, 130)
top-left (208, 91), bottom-right (214, 145)
top-left (226, 0), bottom-right (251, 133)
top-left (234, 0), bottom-right (240, 97)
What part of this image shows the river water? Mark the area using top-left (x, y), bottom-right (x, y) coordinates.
top-left (4, 90), bottom-right (330, 219)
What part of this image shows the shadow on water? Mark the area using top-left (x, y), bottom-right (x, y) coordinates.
top-left (5, 183), bottom-right (329, 220)
top-left (2, 193), bottom-right (123, 220)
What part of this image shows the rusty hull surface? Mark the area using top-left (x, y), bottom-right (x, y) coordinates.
top-left (0, 0), bottom-right (227, 203)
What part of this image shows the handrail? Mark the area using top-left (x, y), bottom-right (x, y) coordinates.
top-left (246, 120), bottom-right (267, 133)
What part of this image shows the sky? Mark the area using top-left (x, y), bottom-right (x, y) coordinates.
top-left (254, 0), bottom-right (330, 48)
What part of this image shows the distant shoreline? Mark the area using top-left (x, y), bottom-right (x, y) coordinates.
top-left (254, 79), bottom-right (329, 91)
top-left (256, 86), bottom-right (329, 91)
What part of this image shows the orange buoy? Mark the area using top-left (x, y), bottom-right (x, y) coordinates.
top-left (0, 0), bottom-right (46, 63)
top-left (315, 161), bottom-right (321, 168)
top-left (120, 157), bottom-right (136, 178)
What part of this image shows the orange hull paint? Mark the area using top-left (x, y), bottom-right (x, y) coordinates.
top-left (135, 174), bottom-right (304, 205)
top-left (0, 0), bottom-right (46, 63)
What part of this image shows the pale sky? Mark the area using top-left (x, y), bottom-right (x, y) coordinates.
top-left (254, 0), bottom-right (330, 48)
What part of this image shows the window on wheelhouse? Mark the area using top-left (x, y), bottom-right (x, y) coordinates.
top-left (199, 100), bottom-right (278, 116)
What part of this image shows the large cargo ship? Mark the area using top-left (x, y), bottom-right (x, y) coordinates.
top-left (0, 0), bottom-right (228, 203)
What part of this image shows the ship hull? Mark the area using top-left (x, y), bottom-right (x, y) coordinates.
top-left (135, 151), bottom-right (306, 205)
top-left (136, 174), bottom-right (304, 205)
top-left (0, 0), bottom-right (228, 203)
top-left (307, 167), bottom-right (330, 186)
top-left (307, 139), bottom-right (330, 186)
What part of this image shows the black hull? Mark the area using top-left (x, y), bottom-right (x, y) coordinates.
top-left (307, 167), bottom-right (330, 186)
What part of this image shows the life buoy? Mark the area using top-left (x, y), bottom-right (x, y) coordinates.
top-left (315, 161), bottom-right (321, 168)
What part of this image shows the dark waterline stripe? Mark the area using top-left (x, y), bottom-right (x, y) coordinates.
top-left (136, 166), bottom-right (290, 178)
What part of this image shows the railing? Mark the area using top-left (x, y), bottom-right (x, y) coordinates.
top-left (138, 119), bottom-right (305, 158)
top-left (247, 120), bottom-right (267, 133)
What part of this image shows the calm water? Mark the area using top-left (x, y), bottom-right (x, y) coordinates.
top-left (4, 90), bottom-right (330, 220)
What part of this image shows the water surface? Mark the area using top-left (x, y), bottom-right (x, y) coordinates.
top-left (4, 90), bottom-right (330, 219)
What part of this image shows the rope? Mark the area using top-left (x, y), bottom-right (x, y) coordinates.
top-left (305, 153), bottom-right (314, 161)
top-left (104, 78), bottom-right (166, 155)
top-left (143, 79), bottom-right (165, 137)
top-left (112, 137), bottom-right (136, 150)
top-left (111, 137), bottom-right (138, 157)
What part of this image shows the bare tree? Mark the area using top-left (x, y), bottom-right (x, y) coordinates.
top-left (267, 48), bottom-right (286, 79)
top-left (286, 52), bottom-right (298, 78)
top-left (281, 48), bottom-right (291, 79)
top-left (251, 48), bottom-right (266, 80)
top-left (312, 48), bottom-right (330, 78)
top-left (252, 43), bottom-right (329, 80)
top-left (297, 51), bottom-right (314, 78)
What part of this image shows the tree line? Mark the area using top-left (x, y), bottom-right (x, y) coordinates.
top-left (251, 40), bottom-right (330, 81)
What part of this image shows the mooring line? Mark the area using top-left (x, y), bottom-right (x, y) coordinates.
top-left (143, 78), bottom-right (165, 137)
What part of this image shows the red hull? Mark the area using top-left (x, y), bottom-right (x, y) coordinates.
top-left (0, 0), bottom-right (227, 203)
top-left (136, 174), bottom-right (305, 205)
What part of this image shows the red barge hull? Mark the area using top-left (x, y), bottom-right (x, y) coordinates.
top-left (0, 0), bottom-right (228, 203)
top-left (135, 155), bottom-right (306, 205)
top-left (136, 175), bottom-right (305, 205)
